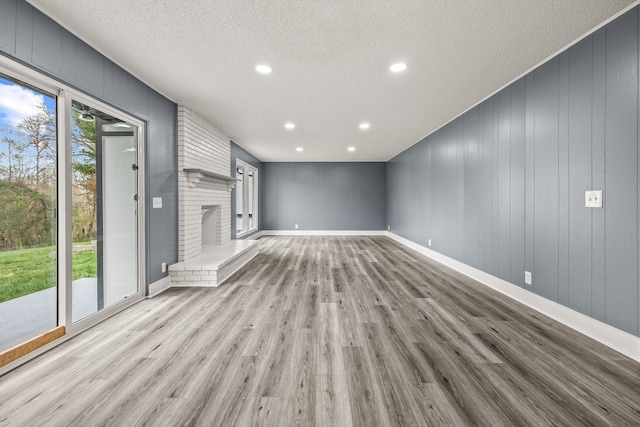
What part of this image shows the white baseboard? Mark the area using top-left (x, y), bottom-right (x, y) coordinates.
top-left (386, 232), bottom-right (640, 363)
top-left (147, 275), bottom-right (172, 298)
top-left (260, 229), bottom-right (388, 236)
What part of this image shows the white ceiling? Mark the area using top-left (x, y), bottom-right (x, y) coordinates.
top-left (28, 0), bottom-right (638, 162)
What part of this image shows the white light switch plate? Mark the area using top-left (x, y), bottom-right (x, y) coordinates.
top-left (585, 190), bottom-right (602, 208)
top-left (153, 197), bottom-right (162, 209)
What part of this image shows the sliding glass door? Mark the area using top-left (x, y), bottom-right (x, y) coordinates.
top-left (0, 58), bottom-right (145, 366)
top-left (0, 74), bottom-right (58, 353)
top-left (71, 100), bottom-right (139, 323)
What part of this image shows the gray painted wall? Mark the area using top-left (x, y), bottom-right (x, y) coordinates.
top-left (388, 7), bottom-right (640, 337)
top-left (263, 162), bottom-right (386, 231)
top-left (1, 0), bottom-right (178, 287)
top-left (231, 142), bottom-right (263, 239)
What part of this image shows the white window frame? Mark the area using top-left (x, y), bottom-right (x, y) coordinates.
top-left (235, 159), bottom-right (258, 237)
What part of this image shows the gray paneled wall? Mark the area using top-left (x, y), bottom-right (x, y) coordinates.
top-left (231, 142), bottom-right (263, 239)
top-left (388, 6), bottom-right (640, 337)
top-left (263, 162), bottom-right (386, 231)
top-left (1, 0), bottom-right (178, 287)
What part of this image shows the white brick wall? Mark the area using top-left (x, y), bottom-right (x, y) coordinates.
top-left (177, 105), bottom-right (232, 262)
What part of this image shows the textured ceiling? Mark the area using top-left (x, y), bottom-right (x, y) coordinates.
top-left (27, 0), bottom-right (638, 161)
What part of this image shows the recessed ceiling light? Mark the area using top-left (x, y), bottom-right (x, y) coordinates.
top-left (296, 147), bottom-right (303, 152)
top-left (285, 123), bottom-right (295, 129)
top-left (390, 63), bottom-right (407, 72)
top-left (256, 64), bottom-right (272, 74)
top-left (359, 122), bottom-right (370, 130)
top-left (348, 146), bottom-right (356, 152)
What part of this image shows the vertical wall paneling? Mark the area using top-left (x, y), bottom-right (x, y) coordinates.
top-left (103, 61), bottom-right (132, 111)
top-left (455, 118), bottom-right (465, 259)
top-left (0, 0), bottom-right (16, 53)
top-left (59, 30), bottom-right (78, 85)
top-left (492, 95), bottom-right (500, 275)
top-left (568, 37), bottom-right (594, 316)
top-left (525, 74), bottom-right (536, 287)
top-left (605, 9), bottom-right (638, 335)
top-left (463, 106), bottom-right (482, 268)
top-left (147, 92), bottom-right (178, 283)
top-left (424, 143), bottom-right (433, 246)
top-left (497, 87), bottom-right (512, 282)
top-left (481, 97), bottom-right (496, 274)
top-left (638, 8), bottom-right (640, 337)
top-left (14, 0), bottom-right (32, 63)
top-left (31, 11), bottom-right (61, 76)
top-left (387, 5), bottom-right (640, 337)
top-left (558, 52), bottom-right (570, 306)
top-left (591, 27), bottom-right (607, 322)
top-left (533, 58), bottom-right (560, 302)
top-left (510, 78), bottom-right (526, 287)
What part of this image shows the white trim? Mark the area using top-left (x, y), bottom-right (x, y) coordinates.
top-left (260, 230), bottom-right (388, 236)
top-left (147, 275), bottom-right (172, 298)
top-left (386, 232), bottom-right (640, 363)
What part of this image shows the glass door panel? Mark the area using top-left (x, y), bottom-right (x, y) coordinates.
top-left (0, 74), bottom-right (57, 352)
top-left (71, 101), bottom-right (138, 322)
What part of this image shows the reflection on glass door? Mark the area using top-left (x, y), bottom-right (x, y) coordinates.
top-left (0, 74), bottom-right (57, 353)
top-left (71, 101), bottom-right (138, 322)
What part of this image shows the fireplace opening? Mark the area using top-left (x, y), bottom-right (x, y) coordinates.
top-left (201, 205), bottom-right (221, 246)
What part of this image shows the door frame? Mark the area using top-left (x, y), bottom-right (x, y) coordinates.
top-left (0, 56), bottom-right (147, 372)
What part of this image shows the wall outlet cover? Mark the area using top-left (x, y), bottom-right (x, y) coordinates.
top-left (585, 190), bottom-right (602, 208)
top-left (153, 197), bottom-right (163, 209)
top-left (525, 271), bottom-right (532, 285)
top-left (161, 262), bottom-right (167, 273)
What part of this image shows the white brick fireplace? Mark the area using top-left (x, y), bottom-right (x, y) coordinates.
top-left (171, 105), bottom-right (259, 287)
top-left (177, 105), bottom-right (234, 262)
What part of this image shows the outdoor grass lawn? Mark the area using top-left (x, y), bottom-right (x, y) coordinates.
top-left (0, 246), bottom-right (97, 303)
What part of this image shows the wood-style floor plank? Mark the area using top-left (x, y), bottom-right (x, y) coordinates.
top-left (0, 235), bottom-right (639, 426)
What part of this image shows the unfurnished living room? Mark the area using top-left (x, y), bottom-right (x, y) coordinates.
top-left (1, 0), bottom-right (640, 425)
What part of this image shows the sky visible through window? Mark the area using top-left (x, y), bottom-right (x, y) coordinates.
top-left (0, 76), bottom-right (57, 174)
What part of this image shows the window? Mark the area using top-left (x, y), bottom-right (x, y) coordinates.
top-left (235, 159), bottom-right (258, 236)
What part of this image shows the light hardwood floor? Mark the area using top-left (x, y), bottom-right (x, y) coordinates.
top-left (1, 235), bottom-right (639, 426)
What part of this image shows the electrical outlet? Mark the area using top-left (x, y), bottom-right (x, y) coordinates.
top-left (525, 271), bottom-right (532, 285)
top-left (153, 197), bottom-right (163, 209)
top-left (161, 262), bottom-right (167, 273)
top-left (387, 225), bottom-right (390, 231)
top-left (585, 190), bottom-right (602, 208)
top-left (428, 239), bottom-right (431, 247)
top-left (294, 224), bottom-right (298, 229)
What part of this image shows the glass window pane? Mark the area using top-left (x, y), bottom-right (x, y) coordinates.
top-left (236, 167), bottom-right (244, 233)
top-left (0, 74), bottom-right (57, 352)
top-left (248, 171), bottom-right (254, 230)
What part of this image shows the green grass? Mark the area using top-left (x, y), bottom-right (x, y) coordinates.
top-left (0, 246), bottom-right (97, 303)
